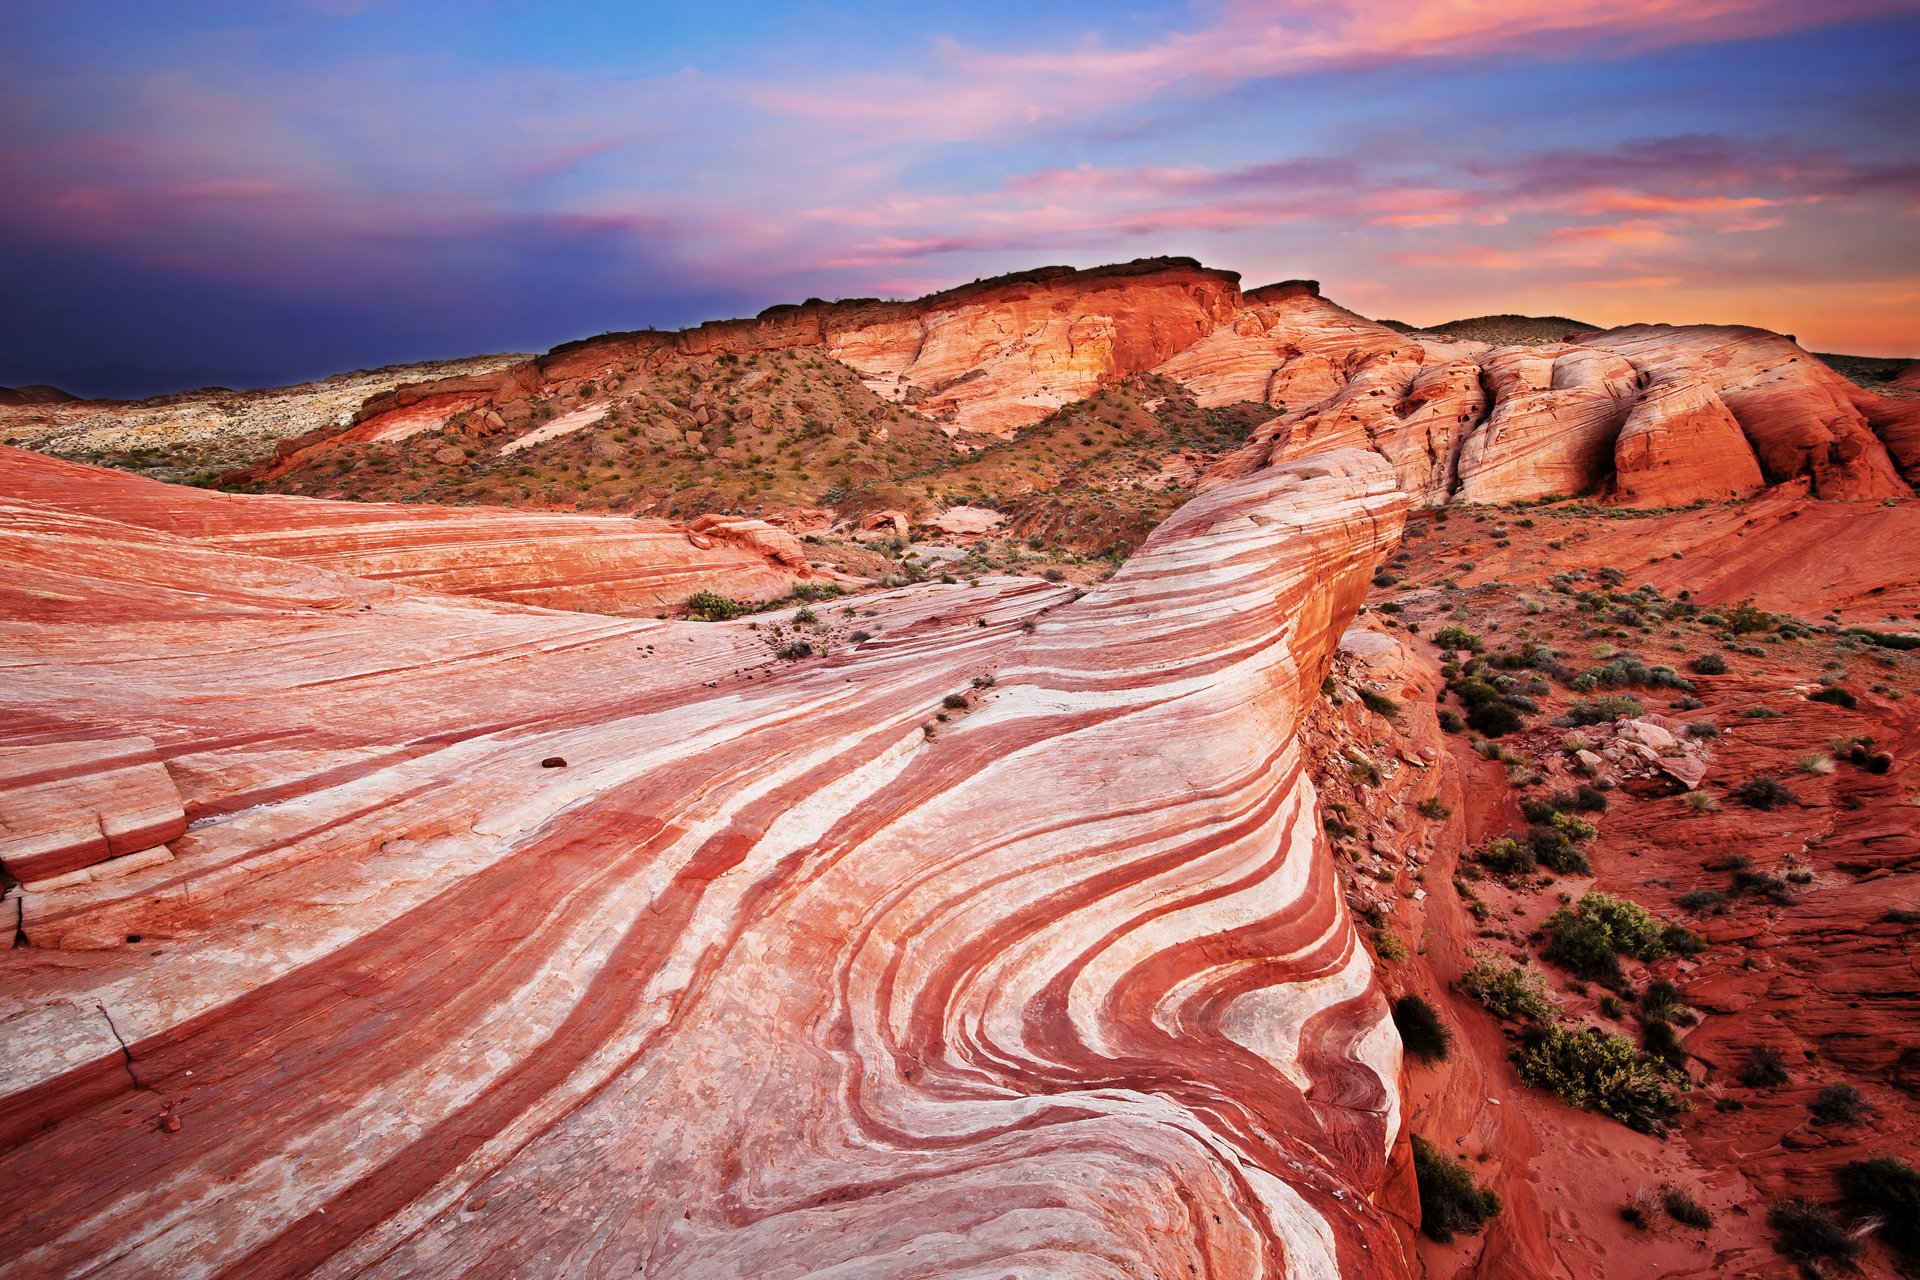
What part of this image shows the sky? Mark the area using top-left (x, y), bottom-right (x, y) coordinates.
top-left (3, 1), bottom-right (1918, 397)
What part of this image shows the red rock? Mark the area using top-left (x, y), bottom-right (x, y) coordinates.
top-left (0, 445), bottom-right (1415, 1278)
top-left (0, 738), bottom-right (185, 886)
top-left (1585, 325), bottom-right (1906, 499)
top-left (1, 446), bottom-right (808, 614)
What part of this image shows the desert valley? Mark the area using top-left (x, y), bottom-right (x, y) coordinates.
top-left (3, 256), bottom-right (1918, 1278)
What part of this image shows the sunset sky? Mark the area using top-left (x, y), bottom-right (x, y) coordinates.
top-left (4, 1), bottom-right (1918, 396)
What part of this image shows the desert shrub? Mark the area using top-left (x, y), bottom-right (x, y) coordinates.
top-left (1677, 888), bottom-right (1728, 913)
top-left (1359, 688), bottom-right (1401, 718)
top-left (1461, 959), bottom-right (1557, 1023)
top-left (1808, 685), bottom-right (1859, 709)
top-left (1846, 627), bottom-right (1920, 651)
top-left (1417, 796), bottom-right (1452, 820)
top-left (684, 589), bottom-right (745, 621)
top-left (1642, 1018), bottom-right (1686, 1069)
top-left (1412, 1136), bottom-right (1502, 1242)
top-left (1723, 598), bottom-right (1773, 635)
top-left (1685, 720), bottom-right (1721, 739)
top-left (1566, 694), bottom-right (1644, 725)
top-left (1663, 1184), bottom-right (1713, 1228)
top-left (1731, 776), bottom-right (1798, 810)
top-left (1438, 708), bottom-right (1466, 733)
top-left (1688, 652), bottom-right (1728, 675)
top-left (1373, 929), bottom-right (1410, 962)
top-left (776, 639), bottom-right (814, 660)
top-left (1837, 1156), bottom-right (1920, 1257)
top-left (1544, 892), bottom-right (1672, 984)
top-left (1393, 995), bottom-right (1453, 1063)
top-left (942, 692), bottom-right (970, 710)
top-left (1526, 822), bottom-right (1593, 875)
top-left (1640, 979), bottom-right (1685, 1021)
top-left (1467, 700), bottom-right (1525, 736)
top-left (790, 580), bottom-right (844, 601)
top-left (1738, 1045), bottom-right (1791, 1088)
top-left (1434, 624), bottom-right (1483, 652)
top-left (1810, 1082), bottom-right (1869, 1125)
top-left (1513, 1024), bottom-right (1690, 1133)
top-left (1476, 835), bottom-right (1537, 877)
top-left (1571, 654), bottom-right (1694, 693)
top-left (1769, 1199), bottom-right (1858, 1270)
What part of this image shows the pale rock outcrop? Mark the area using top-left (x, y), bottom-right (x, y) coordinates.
top-left (1611, 372), bottom-right (1766, 507)
top-left (1, 447), bottom-right (808, 614)
top-left (1453, 345), bottom-right (1637, 503)
top-left (0, 739), bottom-right (186, 887)
top-left (827, 261), bottom-right (1242, 433)
top-left (926, 504), bottom-right (1006, 535)
top-left (1586, 325), bottom-right (1906, 499)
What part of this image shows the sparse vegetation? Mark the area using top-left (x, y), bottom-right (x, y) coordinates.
top-left (1393, 995), bottom-right (1453, 1063)
top-left (1737, 1044), bottom-right (1791, 1088)
top-left (1412, 1136), bottom-right (1502, 1242)
top-left (1663, 1184), bottom-right (1712, 1228)
top-left (1809, 1082), bottom-right (1868, 1125)
top-left (1460, 959), bottom-right (1557, 1023)
top-left (1837, 1156), bottom-right (1920, 1258)
top-left (1512, 1024), bottom-right (1690, 1133)
top-left (1769, 1198), bottom-right (1858, 1271)
top-left (1731, 775), bottom-right (1799, 810)
top-left (684, 589), bottom-right (746, 621)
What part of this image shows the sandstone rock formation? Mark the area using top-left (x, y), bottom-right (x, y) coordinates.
top-left (2, 446), bottom-right (814, 614)
top-left (0, 446), bottom-right (1413, 1277)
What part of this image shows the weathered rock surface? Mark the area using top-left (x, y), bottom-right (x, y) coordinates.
top-left (1, 447), bottom-right (811, 614)
top-left (0, 738), bottom-right (185, 887)
top-left (0, 447), bottom-right (1413, 1277)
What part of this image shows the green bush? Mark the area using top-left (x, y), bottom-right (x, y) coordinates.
top-left (1412, 1136), bottom-right (1502, 1242)
top-left (1359, 688), bottom-right (1401, 718)
top-left (1663, 1184), bottom-right (1712, 1228)
top-left (1769, 1198), bottom-right (1858, 1270)
top-left (1543, 891), bottom-right (1675, 982)
top-left (1688, 652), bottom-right (1728, 675)
top-left (1810, 1082), bottom-right (1868, 1125)
top-left (1438, 708), bottom-right (1466, 733)
top-left (1837, 1156), bottom-right (1920, 1257)
top-left (1513, 1024), bottom-right (1691, 1132)
top-left (1393, 994), bottom-right (1453, 1063)
top-left (1476, 835), bottom-right (1537, 877)
top-left (684, 589), bottom-right (745, 621)
top-left (1809, 686), bottom-right (1859, 709)
top-left (1731, 776), bottom-right (1798, 810)
top-left (1434, 624), bottom-right (1483, 652)
top-left (789, 580), bottom-right (844, 601)
top-left (1738, 1044), bottom-right (1791, 1088)
top-left (1566, 694), bottom-right (1644, 725)
top-left (1467, 700), bottom-right (1525, 736)
top-left (1461, 959), bottom-right (1557, 1023)
top-left (1723, 598), bottom-right (1773, 635)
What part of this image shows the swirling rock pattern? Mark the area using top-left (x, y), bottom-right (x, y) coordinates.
top-left (0, 447), bottom-right (1412, 1277)
top-left (2, 446), bottom-right (813, 614)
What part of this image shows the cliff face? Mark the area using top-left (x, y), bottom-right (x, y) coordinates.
top-left (1, 443), bottom-right (1414, 1278)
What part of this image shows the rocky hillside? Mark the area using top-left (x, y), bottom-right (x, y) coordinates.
top-left (0, 353), bottom-right (526, 485)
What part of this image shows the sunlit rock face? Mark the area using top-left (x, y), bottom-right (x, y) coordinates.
top-left (0, 446), bottom-right (1412, 1278)
top-left (1210, 311), bottom-right (1913, 508)
top-left (1, 446), bottom-right (814, 614)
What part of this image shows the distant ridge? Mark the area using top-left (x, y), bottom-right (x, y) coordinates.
top-left (1377, 313), bottom-right (1598, 346)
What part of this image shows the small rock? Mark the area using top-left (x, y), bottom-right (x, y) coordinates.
top-left (541, 757), bottom-right (567, 769)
